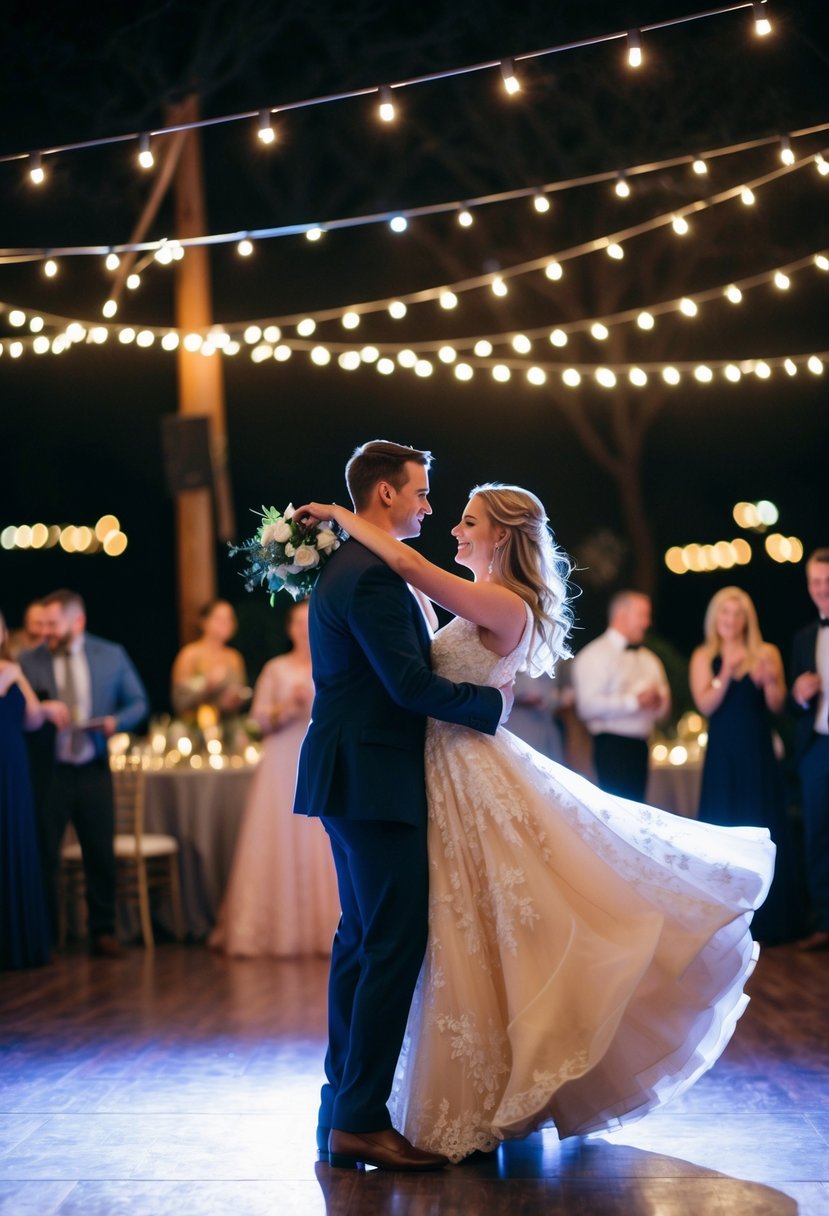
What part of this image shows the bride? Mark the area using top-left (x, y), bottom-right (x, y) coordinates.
top-left (297, 484), bottom-right (774, 1163)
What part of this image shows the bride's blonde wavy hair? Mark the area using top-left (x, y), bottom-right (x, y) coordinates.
top-left (470, 483), bottom-right (574, 675)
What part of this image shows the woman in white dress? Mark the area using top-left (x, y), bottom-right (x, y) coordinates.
top-left (210, 600), bottom-right (339, 957)
top-left (297, 486), bottom-right (774, 1162)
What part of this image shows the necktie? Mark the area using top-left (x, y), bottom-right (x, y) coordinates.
top-left (820, 619), bottom-right (829, 628)
top-left (62, 648), bottom-right (85, 757)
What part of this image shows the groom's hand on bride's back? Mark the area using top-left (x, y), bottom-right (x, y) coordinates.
top-left (498, 682), bottom-right (514, 724)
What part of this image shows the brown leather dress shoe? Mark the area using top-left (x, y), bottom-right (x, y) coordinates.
top-left (796, 929), bottom-right (829, 952)
top-left (90, 934), bottom-right (127, 958)
top-left (328, 1127), bottom-right (448, 1171)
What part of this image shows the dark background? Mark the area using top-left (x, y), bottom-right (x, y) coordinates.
top-left (1, 0), bottom-right (827, 715)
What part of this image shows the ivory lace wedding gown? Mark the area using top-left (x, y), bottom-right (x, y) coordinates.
top-left (389, 608), bottom-right (774, 1162)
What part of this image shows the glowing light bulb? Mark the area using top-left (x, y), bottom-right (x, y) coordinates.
top-left (388, 301), bottom-right (407, 319)
top-left (779, 136), bottom-right (795, 165)
top-left (454, 363), bottom-right (474, 381)
top-left (105, 252), bottom-right (120, 271)
top-left (9, 310), bottom-right (26, 327)
top-left (438, 346), bottom-right (457, 364)
top-left (338, 351), bottom-right (361, 371)
top-left (783, 358), bottom-right (797, 376)
top-left (29, 153), bottom-right (45, 185)
top-left (629, 368), bottom-right (648, 387)
top-left (297, 318), bottom-right (316, 337)
top-left (671, 215), bottom-right (690, 235)
top-left (377, 358), bottom-right (395, 375)
top-left (753, 0), bottom-right (772, 36)
top-left (724, 364), bottom-right (742, 382)
top-left (126, 273), bottom-right (141, 290)
top-left (590, 323), bottom-right (609, 341)
top-left (754, 361), bottom-right (771, 379)
top-left (414, 359), bottom-right (433, 378)
top-left (360, 346), bottom-right (379, 362)
top-left (533, 192), bottom-right (550, 213)
top-left (244, 325), bottom-right (262, 344)
top-left (614, 173), bottom-right (631, 199)
top-left (102, 300), bottom-right (117, 318)
top-left (257, 111), bottom-right (275, 144)
top-left (310, 345), bottom-right (331, 366)
top-left (512, 334), bottom-right (531, 355)
top-left (815, 154), bottom-right (829, 177)
top-left (500, 58), bottom-right (520, 95)
top-left (627, 30), bottom-right (642, 68)
top-left (725, 284), bottom-right (743, 304)
top-left (694, 365), bottom-right (713, 382)
top-left (439, 291), bottom-right (458, 310)
top-left (237, 239), bottom-right (254, 257)
top-left (562, 369), bottom-right (581, 387)
top-left (342, 311), bottom-right (360, 329)
top-left (692, 157), bottom-right (708, 175)
top-left (637, 311), bottom-right (655, 330)
top-left (815, 254), bottom-right (829, 271)
top-left (662, 367), bottom-right (681, 385)
top-left (389, 215), bottom-right (407, 233)
top-left (773, 270), bottom-right (790, 290)
top-left (492, 364), bottom-right (511, 382)
top-left (527, 367), bottom-right (547, 385)
top-left (741, 186), bottom-right (756, 206)
top-left (378, 85), bottom-right (396, 123)
top-left (491, 276), bottom-right (508, 297)
top-left (29, 316), bottom-right (44, 332)
top-left (544, 260), bottom-right (563, 281)
top-left (549, 329), bottom-right (568, 347)
top-left (44, 259), bottom-right (58, 278)
top-left (137, 134), bottom-right (154, 170)
top-left (474, 340), bottom-right (493, 357)
top-left (457, 208), bottom-right (474, 228)
top-left (161, 332), bottom-right (180, 351)
top-left (595, 368), bottom-right (617, 388)
top-left (306, 227), bottom-right (324, 241)
top-left (679, 298), bottom-right (698, 317)
top-left (397, 350), bottom-right (417, 368)
top-left (606, 243), bottom-right (624, 260)
top-left (807, 355), bottom-right (824, 375)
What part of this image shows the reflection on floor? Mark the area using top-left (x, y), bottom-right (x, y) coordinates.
top-left (1, 943), bottom-right (828, 1215)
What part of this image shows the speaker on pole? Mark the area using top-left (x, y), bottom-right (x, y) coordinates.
top-left (161, 415), bottom-right (214, 494)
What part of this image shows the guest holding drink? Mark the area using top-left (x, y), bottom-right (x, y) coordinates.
top-left (0, 610), bottom-right (69, 968)
top-left (690, 587), bottom-right (803, 944)
top-left (210, 599), bottom-right (339, 956)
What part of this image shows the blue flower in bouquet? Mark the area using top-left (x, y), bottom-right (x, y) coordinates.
top-left (230, 504), bottom-right (345, 603)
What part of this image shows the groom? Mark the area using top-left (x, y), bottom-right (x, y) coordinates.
top-left (293, 440), bottom-right (507, 1171)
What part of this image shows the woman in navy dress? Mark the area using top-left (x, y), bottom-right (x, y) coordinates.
top-left (690, 587), bottom-right (803, 944)
top-left (0, 610), bottom-right (68, 968)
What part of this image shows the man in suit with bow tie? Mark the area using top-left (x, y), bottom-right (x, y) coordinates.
top-left (572, 590), bottom-right (671, 802)
top-left (20, 588), bottom-right (150, 957)
top-left (293, 440), bottom-right (508, 1171)
top-left (790, 548), bottom-right (829, 951)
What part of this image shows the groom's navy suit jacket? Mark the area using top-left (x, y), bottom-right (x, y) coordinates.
top-left (293, 538), bottom-right (502, 825)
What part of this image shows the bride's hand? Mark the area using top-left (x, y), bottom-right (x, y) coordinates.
top-left (294, 502), bottom-right (338, 526)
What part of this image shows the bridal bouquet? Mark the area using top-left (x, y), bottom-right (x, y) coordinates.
top-left (230, 504), bottom-right (345, 603)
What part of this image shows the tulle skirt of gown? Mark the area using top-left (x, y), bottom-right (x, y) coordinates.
top-left (209, 720), bottom-right (340, 957)
top-left (389, 724), bottom-right (774, 1162)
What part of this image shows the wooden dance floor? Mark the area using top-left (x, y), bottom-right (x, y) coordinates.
top-left (1, 943), bottom-right (828, 1215)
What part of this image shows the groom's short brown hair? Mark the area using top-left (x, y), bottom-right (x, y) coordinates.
top-left (346, 440), bottom-right (432, 511)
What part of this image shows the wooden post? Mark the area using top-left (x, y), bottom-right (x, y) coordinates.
top-left (165, 94), bottom-right (236, 645)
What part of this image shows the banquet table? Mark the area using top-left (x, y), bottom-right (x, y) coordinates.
top-left (118, 763), bottom-right (255, 940)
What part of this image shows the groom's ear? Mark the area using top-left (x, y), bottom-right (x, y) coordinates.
top-left (377, 480), bottom-right (394, 506)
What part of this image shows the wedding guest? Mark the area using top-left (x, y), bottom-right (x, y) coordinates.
top-left (171, 599), bottom-right (249, 721)
top-left (506, 665), bottom-right (574, 763)
top-left (20, 589), bottom-right (150, 957)
top-left (1, 610), bottom-right (69, 969)
top-left (7, 600), bottom-right (48, 659)
top-left (572, 590), bottom-right (670, 801)
top-left (691, 586), bottom-right (803, 944)
top-left (790, 548), bottom-right (829, 951)
top-left (210, 599), bottom-right (340, 956)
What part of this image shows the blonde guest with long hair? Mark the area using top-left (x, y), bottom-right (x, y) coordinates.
top-left (690, 586), bottom-right (804, 943)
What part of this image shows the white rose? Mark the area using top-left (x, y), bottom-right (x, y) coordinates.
top-left (293, 544), bottom-right (320, 568)
top-left (315, 527), bottom-right (339, 553)
top-left (284, 542), bottom-right (296, 557)
top-left (283, 503), bottom-right (295, 520)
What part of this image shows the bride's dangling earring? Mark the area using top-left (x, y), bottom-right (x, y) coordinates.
top-left (488, 544), bottom-right (500, 576)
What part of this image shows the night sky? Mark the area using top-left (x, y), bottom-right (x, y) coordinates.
top-left (1, 0), bottom-right (827, 715)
